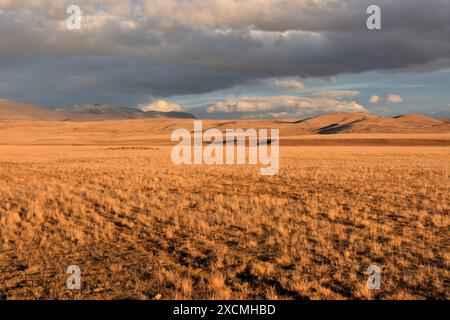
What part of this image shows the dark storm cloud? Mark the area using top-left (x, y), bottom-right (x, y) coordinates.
top-left (0, 0), bottom-right (449, 107)
top-left (0, 54), bottom-right (248, 107)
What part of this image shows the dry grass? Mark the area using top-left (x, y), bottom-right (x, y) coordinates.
top-left (0, 144), bottom-right (448, 300)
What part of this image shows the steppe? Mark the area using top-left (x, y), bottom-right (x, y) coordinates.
top-left (0, 102), bottom-right (448, 299)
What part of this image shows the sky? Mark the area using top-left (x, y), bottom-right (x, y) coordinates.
top-left (0, 0), bottom-right (449, 119)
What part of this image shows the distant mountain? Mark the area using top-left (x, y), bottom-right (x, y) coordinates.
top-left (139, 110), bottom-right (197, 119)
top-left (68, 104), bottom-right (137, 117)
top-left (64, 104), bottom-right (196, 120)
top-left (0, 100), bottom-right (196, 121)
top-left (0, 99), bottom-right (67, 120)
top-left (1, 99), bottom-right (449, 133)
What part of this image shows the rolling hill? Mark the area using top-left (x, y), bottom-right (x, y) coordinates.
top-left (1, 99), bottom-right (449, 136)
top-left (274, 112), bottom-right (450, 135)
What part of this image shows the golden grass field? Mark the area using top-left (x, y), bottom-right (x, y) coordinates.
top-left (0, 119), bottom-right (449, 300)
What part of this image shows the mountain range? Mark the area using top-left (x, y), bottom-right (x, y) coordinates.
top-left (0, 99), bottom-right (196, 121)
top-left (0, 99), bottom-right (449, 135)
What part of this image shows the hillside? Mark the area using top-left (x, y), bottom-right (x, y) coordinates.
top-left (277, 112), bottom-right (450, 135)
top-left (0, 99), bottom-right (68, 120)
top-left (1, 99), bottom-right (449, 138)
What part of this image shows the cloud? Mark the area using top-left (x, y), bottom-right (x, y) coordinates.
top-left (0, 0), bottom-right (449, 108)
top-left (139, 99), bottom-right (182, 112)
top-left (0, 55), bottom-right (247, 107)
top-left (374, 107), bottom-right (393, 115)
top-left (205, 95), bottom-right (366, 118)
top-left (369, 94), bottom-right (403, 104)
top-left (369, 95), bottom-right (381, 104)
top-left (273, 79), bottom-right (305, 90)
top-left (322, 77), bottom-right (338, 83)
top-left (386, 94), bottom-right (403, 104)
top-left (423, 104), bottom-right (450, 118)
top-left (312, 90), bottom-right (360, 98)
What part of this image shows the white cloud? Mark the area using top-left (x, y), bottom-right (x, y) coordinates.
top-left (273, 79), bottom-right (305, 90)
top-left (370, 94), bottom-right (403, 104)
top-left (139, 100), bottom-right (182, 112)
top-left (370, 95), bottom-right (381, 104)
top-left (243, 112), bottom-right (290, 119)
top-left (268, 112), bottom-right (289, 118)
top-left (374, 107), bottom-right (392, 115)
top-left (206, 96), bottom-right (366, 116)
top-left (312, 90), bottom-right (360, 98)
top-left (387, 94), bottom-right (403, 104)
